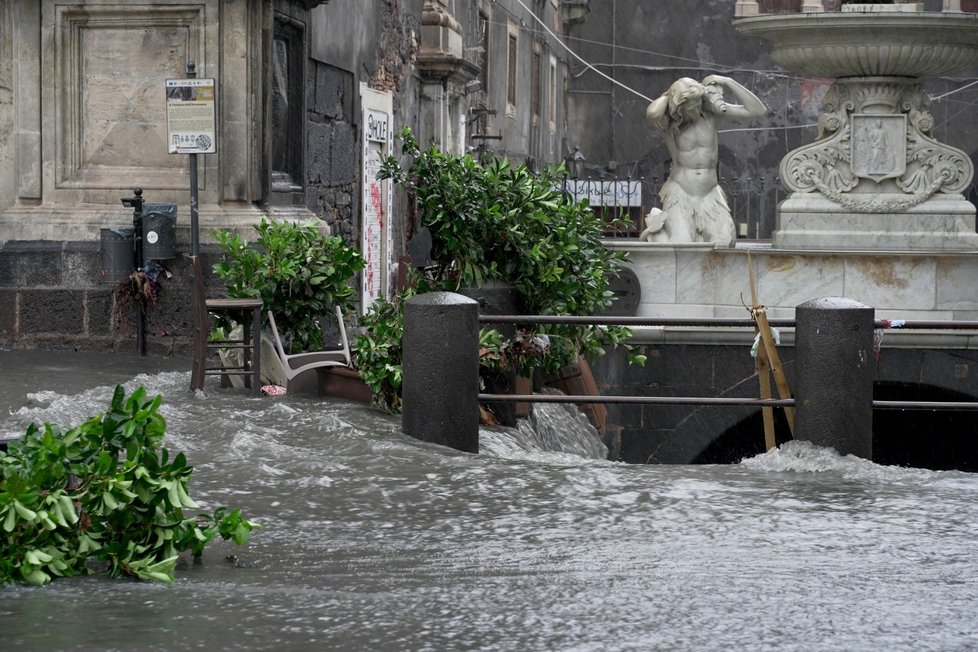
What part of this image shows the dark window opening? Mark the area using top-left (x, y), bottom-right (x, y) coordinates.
top-left (507, 33), bottom-right (518, 109)
top-left (271, 14), bottom-right (305, 199)
top-left (531, 47), bottom-right (541, 123)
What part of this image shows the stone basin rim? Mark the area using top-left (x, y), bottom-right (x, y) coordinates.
top-left (734, 13), bottom-right (978, 78)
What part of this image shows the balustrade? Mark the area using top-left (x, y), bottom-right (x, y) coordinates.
top-left (735, 1), bottom-right (970, 16)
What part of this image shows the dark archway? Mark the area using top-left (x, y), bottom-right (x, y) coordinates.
top-left (873, 382), bottom-right (978, 472)
top-left (692, 408), bottom-right (793, 464)
top-left (693, 382), bottom-right (978, 471)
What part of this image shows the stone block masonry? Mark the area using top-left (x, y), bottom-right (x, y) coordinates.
top-left (0, 241), bottom-right (225, 354)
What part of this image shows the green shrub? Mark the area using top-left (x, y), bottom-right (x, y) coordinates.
top-left (213, 218), bottom-right (365, 353)
top-left (354, 128), bottom-right (643, 410)
top-left (355, 292), bottom-right (410, 413)
top-left (0, 386), bottom-right (258, 585)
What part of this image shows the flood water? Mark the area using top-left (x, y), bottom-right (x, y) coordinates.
top-left (1, 350), bottom-right (977, 651)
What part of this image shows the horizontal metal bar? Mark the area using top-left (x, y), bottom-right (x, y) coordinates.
top-left (873, 400), bottom-right (978, 411)
top-left (478, 315), bottom-right (792, 328)
top-left (479, 393), bottom-right (794, 407)
top-left (480, 394), bottom-right (978, 411)
top-left (477, 314), bottom-right (978, 331)
top-left (876, 320), bottom-right (978, 330)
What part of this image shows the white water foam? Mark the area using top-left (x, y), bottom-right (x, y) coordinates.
top-left (740, 439), bottom-right (942, 483)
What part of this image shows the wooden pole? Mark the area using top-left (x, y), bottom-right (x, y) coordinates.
top-left (747, 252), bottom-right (796, 449)
top-left (755, 307), bottom-right (795, 436)
top-left (748, 254), bottom-right (776, 450)
top-left (756, 338), bottom-right (777, 451)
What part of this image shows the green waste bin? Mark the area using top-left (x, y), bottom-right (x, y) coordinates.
top-left (99, 227), bottom-right (134, 285)
top-left (142, 203), bottom-right (177, 260)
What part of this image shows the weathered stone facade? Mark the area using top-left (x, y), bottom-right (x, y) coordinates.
top-left (0, 0), bottom-right (579, 351)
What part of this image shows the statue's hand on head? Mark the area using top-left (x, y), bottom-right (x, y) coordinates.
top-left (702, 75), bottom-right (730, 87)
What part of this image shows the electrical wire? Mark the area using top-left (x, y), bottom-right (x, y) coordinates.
top-left (930, 78), bottom-right (978, 102)
top-left (491, 1), bottom-right (978, 107)
top-left (507, 0), bottom-right (655, 102)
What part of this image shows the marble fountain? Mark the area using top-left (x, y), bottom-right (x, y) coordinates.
top-left (609, 4), bottom-right (978, 349)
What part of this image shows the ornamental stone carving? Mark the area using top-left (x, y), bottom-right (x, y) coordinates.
top-left (779, 79), bottom-right (974, 214)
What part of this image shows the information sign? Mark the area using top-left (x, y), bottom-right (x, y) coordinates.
top-left (165, 78), bottom-right (217, 154)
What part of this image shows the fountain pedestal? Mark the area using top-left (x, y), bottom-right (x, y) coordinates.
top-left (736, 11), bottom-right (978, 251)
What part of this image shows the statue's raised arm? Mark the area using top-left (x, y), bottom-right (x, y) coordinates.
top-left (701, 74), bottom-right (767, 121)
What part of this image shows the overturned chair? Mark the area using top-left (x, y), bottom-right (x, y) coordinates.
top-left (267, 307), bottom-right (357, 396)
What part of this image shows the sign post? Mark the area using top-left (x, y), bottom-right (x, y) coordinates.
top-left (166, 62), bottom-right (215, 257)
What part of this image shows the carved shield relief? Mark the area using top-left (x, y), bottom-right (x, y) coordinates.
top-left (850, 114), bottom-right (907, 182)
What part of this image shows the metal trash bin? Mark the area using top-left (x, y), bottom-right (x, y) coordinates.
top-left (99, 227), bottom-right (135, 285)
top-left (141, 203), bottom-right (177, 260)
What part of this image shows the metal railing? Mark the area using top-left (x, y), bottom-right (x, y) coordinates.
top-left (401, 293), bottom-right (978, 455)
top-left (476, 314), bottom-right (978, 411)
top-left (562, 172), bottom-right (787, 240)
top-left (735, 2), bottom-right (969, 17)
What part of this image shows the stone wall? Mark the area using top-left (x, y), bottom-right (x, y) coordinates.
top-left (0, 0), bottom-right (271, 244)
top-left (307, 60), bottom-right (359, 243)
top-left (0, 240), bottom-right (225, 354)
top-left (0, 2), bottom-right (13, 217)
top-left (0, 0), bottom-right (426, 351)
top-left (591, 337), bottom-right (978, 468)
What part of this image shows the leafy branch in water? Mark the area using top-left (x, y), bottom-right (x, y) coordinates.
top-left (0, 386), bottom-right (259, 585)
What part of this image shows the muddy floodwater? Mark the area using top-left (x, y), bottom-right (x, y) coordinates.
top-left (1, 350), bottom-right (977, 651)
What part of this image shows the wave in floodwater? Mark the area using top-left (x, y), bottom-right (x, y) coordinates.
top-left (2, 368), bottom-right (978, 652)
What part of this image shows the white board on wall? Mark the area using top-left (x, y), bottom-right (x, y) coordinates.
top-left (359, 83), bottom-right (394, 313)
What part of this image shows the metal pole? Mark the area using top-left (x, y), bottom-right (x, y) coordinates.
top-left (795, 297), bottom-right (875, 459)
top-left (402, 292), bottom-right (480, 453)
top-left (187, 61), bottom-right (200, 257)
top-left (130, 187), bottom-right (146, 355)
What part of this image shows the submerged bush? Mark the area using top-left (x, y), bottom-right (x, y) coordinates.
top-left (0, 386), bottom-right (258, 585)
top-left (355, 128), bottom-right (644, 410)
top-left (213, 218), bottom-right (365, 353)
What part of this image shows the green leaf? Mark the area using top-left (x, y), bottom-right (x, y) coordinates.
top-left (2, 508), bottom-right (16, 532)
top-left (12, 500), bottom-right (36, 521)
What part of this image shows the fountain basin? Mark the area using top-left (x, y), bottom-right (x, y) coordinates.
top-left (735, 13), bottom-right (978, 78)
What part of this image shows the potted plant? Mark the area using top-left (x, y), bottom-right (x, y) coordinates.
top-left (356, 128), bottom-right (644, 416)
top-left (0, 386), bottom-right (257, 585)
top-left (213, 218), bottom-right (365, 354)
top-left (211, 218), bottom-right (365, 393)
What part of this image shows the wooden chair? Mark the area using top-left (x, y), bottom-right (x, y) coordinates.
top-left (189, 255), bottom-right (262, 396)
top-left (267, 306), bottom-right (351, 381)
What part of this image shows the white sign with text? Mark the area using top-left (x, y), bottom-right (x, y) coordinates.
top-left (360, 85), bottom-right (394, 312)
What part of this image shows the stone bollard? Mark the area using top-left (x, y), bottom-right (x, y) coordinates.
top-left (794, 297), bottom-right (875, 459)
top-left (402, 292), bottom-right (480, 453)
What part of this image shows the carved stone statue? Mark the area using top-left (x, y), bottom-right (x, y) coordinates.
top-left (639, 75), bottom-right (767, 246)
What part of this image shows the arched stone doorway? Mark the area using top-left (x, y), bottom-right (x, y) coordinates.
top-left (693, 382), bottom-right (978, 471)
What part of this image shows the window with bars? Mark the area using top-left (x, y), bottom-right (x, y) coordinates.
top-left (478, 10), bottom-right (489, 91)
top-left (506, 24), bottom-right (518, 115)
top-left (531, 44), bottom-right (541, 125)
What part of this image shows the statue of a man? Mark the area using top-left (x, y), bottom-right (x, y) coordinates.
top-left (639, 75), bottom-right (767, 246)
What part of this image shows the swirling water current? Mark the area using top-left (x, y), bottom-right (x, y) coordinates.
top-left (0, 351), bottom-right (977, 651)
